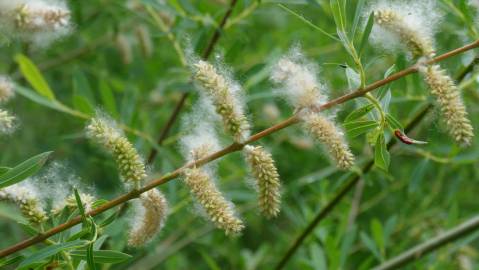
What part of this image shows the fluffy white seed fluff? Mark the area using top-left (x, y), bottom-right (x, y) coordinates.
top-left (193, 60), bottom-right (251, 142)
top-left (0, 0), bottom-right (72, 46)
top-left (368, 0), bottom-right (441, 58)
top-left (271, 49), bottom-right (327, 110)
top-left (0, 76), bottom-right (15, 103)
top-left (51, 192), bottom-right (95, 215)
top-left (128, 189), bottom-right (169, 247)
top-left (0, 182), bottom-right (48, 223)
top-left (86, 115), bottom-right (147, 185)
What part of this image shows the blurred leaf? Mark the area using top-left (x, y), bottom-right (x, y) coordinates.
top-left (358, 12), bottom-right (374, 55)
top-left (18, 240), bottom-right (88, 269)
top-left (345, 104), bottom-right (375, 122)
top-left (360, 232), bottom-right (381, 261)
top-left (386, 114), bottom-right (404, 130)
top-left (0, 151), bottom-right (52, 189)
top-left (99, 80), bottom-right (118, 118)
top-left (0, 167), bottom-right (10, 176)
top-left (70, 250), bottom-right (132, 264)
top-left (200, 250), bottom-right (221, 270)
top-left (374, 133), bottom-right (390, 172)
top-left (15, 54), bottom-right (55, 100)
top-left (351, 0), bottom-right (365, 38)
top-left (72, 95), bottom-right (95, 115)
top-left (370, 219), bottom-right (385, 258)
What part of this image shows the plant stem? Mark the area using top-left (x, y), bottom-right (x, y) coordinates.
top-left (0, 39), bottom-right (478, 259)
top-left (373, 215), bottom-right (479, 270)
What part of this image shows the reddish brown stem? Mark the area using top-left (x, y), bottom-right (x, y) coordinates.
top-left (0, 39), bottom-right (478, 259)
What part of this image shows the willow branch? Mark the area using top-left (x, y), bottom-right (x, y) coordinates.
top-left (146, 0), bottom-right (239, 164)
top-left (0, 39), bottom-right (478, 259)
top-left (373, 215), bottom-right (479, 270)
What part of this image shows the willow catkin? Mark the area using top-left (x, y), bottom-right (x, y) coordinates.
top-left (51, 192), bottom-right (95, 214)
top-left (420, 64), bottom-right (474, 146)
top-left (0, 75), bottom-right (14, 103)
top-left (193, 60), bottom-right (250, 142)
top-left (0, 185), bottom-right (47, 224)
top-left (0, 109), bottom-right (15, 134)
top-left (86, 116), bottom-right (147, 185)
top-left (374, 9), bottom-right (435, 58)
top-left (243, 145), bottom-right (281, 218)
top-left (302, 112), bottom-right (355, 170)
top-left (183, 168), bottom-right (244, 235)
top-left (128, 189), bottom-right (168, 247)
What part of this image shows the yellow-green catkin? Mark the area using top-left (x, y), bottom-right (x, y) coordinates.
top-left (420, 65), bottom-right (474, 146)
top-left (128, 189), bottom-right (169, 247)
top-left (183, 167), bottom-right (244, 235)
top-left (374, 9), bottom-right (435, 59)
top-left (243, 145), bottom-right (281, 219)
top-left (0, 109), bottom-right (15, 133)
top-left (52, 192), bottom-right (95, 214)
top-left (302, 112), bottom-right (355, 169)
top-left (0, 186), bottom-right (47, 224)
top-left (86, 116), bottom-right (147, 185)
top-left (193, 60), bottom-right (250, 142)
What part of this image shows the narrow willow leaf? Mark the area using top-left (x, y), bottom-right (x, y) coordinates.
top-left (0, 255), bottom-right (24, 268)
top-left (344, 120), bottom-right (379, 138)
top-left (72, 95), bottom-right (94, 115)
top-left (345, 104), bottom-right (375, 122)
top-left (0, 151), bottom-right (52, 189)
top-left (70, 250), bottom-right (132, 264)
top-left (15, 54), bottom-right (55, 100)
top-left (351, 0), bottom-right (366, 38)
top-left (360, 232), bottom-right (382, 261)
top-left (87, 243), bottom-right (96, 270)
top-left (374, 133), bottom-right (390, 172)
top-left (386, 114), bottom-right (404, 130)
top-left (358, 12), bottom-right (374, 56)
top-left (99, 80), bottom-right (118, 118)
top-left (370, 219), bottom-right (385, 257)
top-left (18, 240), bottom-right (88, 269)
top-left (0, 167), bottom-right (10, 176)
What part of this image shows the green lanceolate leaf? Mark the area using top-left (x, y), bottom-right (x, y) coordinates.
top-left (374, 133), bottom-right (390, 172)
top-left (344, 120), bottom-right (379, 138)
top-left (386, 114), bottom-right (404, 130)
top-left (18, 240), bottom-right (88, 269)
top-left (15, 54), bottom-right (56, 100)
top-left (0, 167), bottom-right (11, 176)
top-left (0, 151), bottom-right (52, 189)
top-left (70, 250), bottom-right (132, 264)
top-left (345, 104), bottom-right (375, 122)
top-left (358, 12), bottom-right (374, 56)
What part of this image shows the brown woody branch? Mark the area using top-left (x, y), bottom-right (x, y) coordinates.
top-left (0, 39), bottom-right (478, 259)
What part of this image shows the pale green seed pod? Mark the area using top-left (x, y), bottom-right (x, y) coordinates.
top-left (193, 60), bottom-right (250, 142)
top-left (183, 168), bottom-right (244, 235)
top-left (420, 64), bottom-right (474, 146)
top-left (0, 186), bottom-right (47, 224)
top-left (302, 112), bottom-right (355, 170)
top-left (86, 116), bottom-right (147, 184)
top-left (374, 9), bottom-right (435, 58)
top-left (244, 145), bottom-right (281, 219)
top-left (128, 189), bottom-right (169, 247)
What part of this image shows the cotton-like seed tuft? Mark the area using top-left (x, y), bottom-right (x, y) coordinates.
top-left (0, 76), bottom-right (14, 103)
top-left (86, 116), bottom-right (147, 185)
top-left (368, 0), bottom-right (441, 59)
top-left (271, 50), bottom-right (326, 109)
top-left (51, 192), bottom-right (95, 214)
top-left (0, 185), bottom-right (47, 223)
top-left (243, 145), bottom-right (281, 219)
top-left (183, 168), bottom-right (244, 235)
top-left (0, 109), bottom-right (15, 134)
top-left (128, 189), bottom-right (169, 247)
top-left (420, 64), bottom-right (474, 146)
top-left (302, 112), bottom-right (355, 169)
top-left (0, 0), bottom-right (72, 46)
top-left (193, 60), bottom-right (250, 142)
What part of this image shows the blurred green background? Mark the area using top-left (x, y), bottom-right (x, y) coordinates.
top-left (1, 0), bottom-right (479, 269)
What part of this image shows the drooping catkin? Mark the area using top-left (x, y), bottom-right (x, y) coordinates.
top-left (420, 64), bottom-right (474, 146)
top-left (193, 60), bottom-right (250, 142)
top-left (0, 0), bottom-right (71, 46)
top-left (128, 189), bottom-right (169, 247)
top-left (0, 109), bottom-right (15, 134)
top-left (183, 168), bottom-right (244, 235)
top-left (243, 145), bottom-right (281, 218)
top-left (302, 112), bottom-right (355, 169)
top-left (374, 9), bottom-right (435, 58)
top-left (86, 116), bottom-right (147, 185)
top-left (0, 185), bottom-right (47, 223)
top-left (0, 76), bottom-right (14, 103)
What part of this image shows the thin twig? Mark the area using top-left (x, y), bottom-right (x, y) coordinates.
top-left (373, 215), bottom-right (479, 270)
top-left (0, 40), bottom-right (478, 259)
top-left (146, 0), bottom-right (239, 164)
